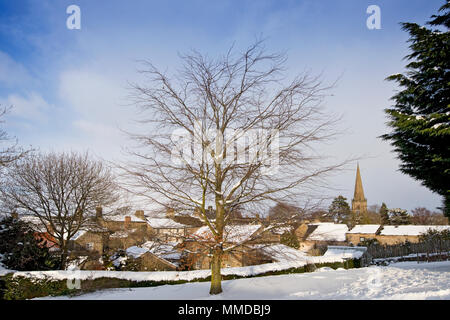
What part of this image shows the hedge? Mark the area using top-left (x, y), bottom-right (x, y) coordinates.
top-left (0, 258), bottom-right (361, 300)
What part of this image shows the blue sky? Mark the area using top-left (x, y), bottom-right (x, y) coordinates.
top-left (0, 0), bottom-right (445, 212)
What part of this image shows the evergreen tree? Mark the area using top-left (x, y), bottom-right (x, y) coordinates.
top-left (380, 203), bottom-right (390, 225)
top-left (389, 208), bottom-right (412, 225)
top-left (0, 216), bottom-right (60, 270)
top-left (328, 195), bottom-right (351, 224)
top-left (382, 2), bottom-right (450, 220)
top-left (280, 231), bottom-right (300, 249)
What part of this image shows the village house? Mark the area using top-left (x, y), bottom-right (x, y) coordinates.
top-left (375, 225), bottom-right (450, 245)
top-left (295, 222), bottom-right (349, 253)
top-left (180, 224), bottom-right (270, 269)
top-left (121, 246), bottom-right (178, 271)
top-left (99, 208), bottom-right (149, 233)
top-left (146, 215), bottom-right (192, 243)
top-left (346, 224), bottom-right (381, 245)
top-left (67, 225), bottom-right (110, 255)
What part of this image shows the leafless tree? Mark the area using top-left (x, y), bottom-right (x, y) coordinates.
top-left (0, 151), bottom-right (119, 268)
top-left (412, 207), bottom-right (449, 225)
top-left (0, 106), bottom-right (28, 168)
top-left (121, 40), bottom-right (348, 294)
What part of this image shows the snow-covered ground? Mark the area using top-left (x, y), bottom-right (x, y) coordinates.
top-left (38, 261), bottom-right (450, 300)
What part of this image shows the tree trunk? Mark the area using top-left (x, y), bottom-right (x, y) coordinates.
top-left (60, 240), bottom-right (68, 270)
top-left (209, 246), bottom-right (223, 295)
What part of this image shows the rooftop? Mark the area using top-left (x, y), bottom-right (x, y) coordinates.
top-left (347, 224), bottom-right (381, 234)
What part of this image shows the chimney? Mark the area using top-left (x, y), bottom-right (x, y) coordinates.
top-left (166, 207), bottom-right (175, 218)
top-left (124, 216), bottom-right (131, 229)
top-left (194, 207), bottom-right (201, 218)
top-left (135, 210), bottom-right (145, 220)
top-left (208, 206), bottom-right (213, 216)
top-left (96, 206), bottom-right (103, 219)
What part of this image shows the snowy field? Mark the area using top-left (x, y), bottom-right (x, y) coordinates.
top-left (38, 261), bottom-right (450, 300)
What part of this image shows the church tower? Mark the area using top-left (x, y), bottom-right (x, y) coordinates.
top-left (351, 163), bottom-right (367, 216)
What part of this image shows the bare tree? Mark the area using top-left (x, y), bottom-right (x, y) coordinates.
top-left (121, 40), bottom-right (347, 294)
top-left (1, 151), bottom-right (119, 268)
top-left (0, 106), bottom-right (28, 168)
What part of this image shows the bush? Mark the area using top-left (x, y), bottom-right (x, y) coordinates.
top-left (0, 216), bottom-right (60, 271)
top-left (280, 231), bottom-right (300, 249)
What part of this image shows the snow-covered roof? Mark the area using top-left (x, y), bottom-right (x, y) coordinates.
top-left (324, 246), bottom-right (367, 259)
top-left (252, 244), bottom-right (309, 263)
top-left (146, 218), bottom-right (187, 229)
top-left (69, 230), bottom-right (87, 241)
top-left (347, 224), bottom-right (381, 234)
top-left (142, 241), bottom-right (181, 261)
top-left (193, 224), bottom-right (262, 243)
top-left (379, 225), bottom-right (450, 236)
top-left (306, 223), bottom-right (348, 242)
top-left (125, 245), bottom-right (179, 268)
top-left (104, 215), bottom-right (146, 222)
top-left (270, 226), bottom-right (292, 235)
top-left (126, 246), bottom-right (149, 259)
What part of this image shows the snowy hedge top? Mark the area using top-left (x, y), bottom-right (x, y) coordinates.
top-left (379, 225), bottom-right (450, 236)
top-left (306, 223), bottom-right (348, 242)
top-left (347, 224), bottom-right (381, 234)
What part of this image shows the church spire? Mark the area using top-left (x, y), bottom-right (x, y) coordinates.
top-left (353, 163), bottom-right (365, 201)
top-left (352, 163), bottom-right (367, 215)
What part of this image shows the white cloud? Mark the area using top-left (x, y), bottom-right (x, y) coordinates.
top-left (0, 91), bottom-right (52, 122)
top-left (0, 51), bottom-right (33, 87)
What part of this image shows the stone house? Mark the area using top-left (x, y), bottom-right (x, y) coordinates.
top-left (179, 224), bottom-right (269, 270)
top-left (375, 225), bottom-right (450, 245)
top-left (146, 217), bottom-right (191, 243)
top-left (124, 246), bottom-right (178, 271)
top-left (346, 224), bottom-right (381, 245)
top-left (295, 222), bottom-right (349, 252)
top-left (99, 210), bottom-right (149, 234)
top-left (68, 226), bottom-right (110, 255)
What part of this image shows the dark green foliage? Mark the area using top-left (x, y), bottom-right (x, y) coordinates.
top-left (380, 203), bottom-right (390, 225)
top-left (328, 195), bottom-right (351, 224)
top-left (0, 274), bottom-right (71, 300)
top-left (0, 216), bottom-right (60, 271)
top-left (418, 228), bottom-right (450, 242)
top-left (280, 231), bottom-right (300, 249)
top-left (389, 208), bottom-right (412, 225)
top-left (381, 2), bottom-right (450, 219)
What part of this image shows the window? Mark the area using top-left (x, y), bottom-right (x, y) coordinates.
top-left (86, 242), bottom-right (94, 251)
top-left (360, 237), bottom-right (365, 242)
